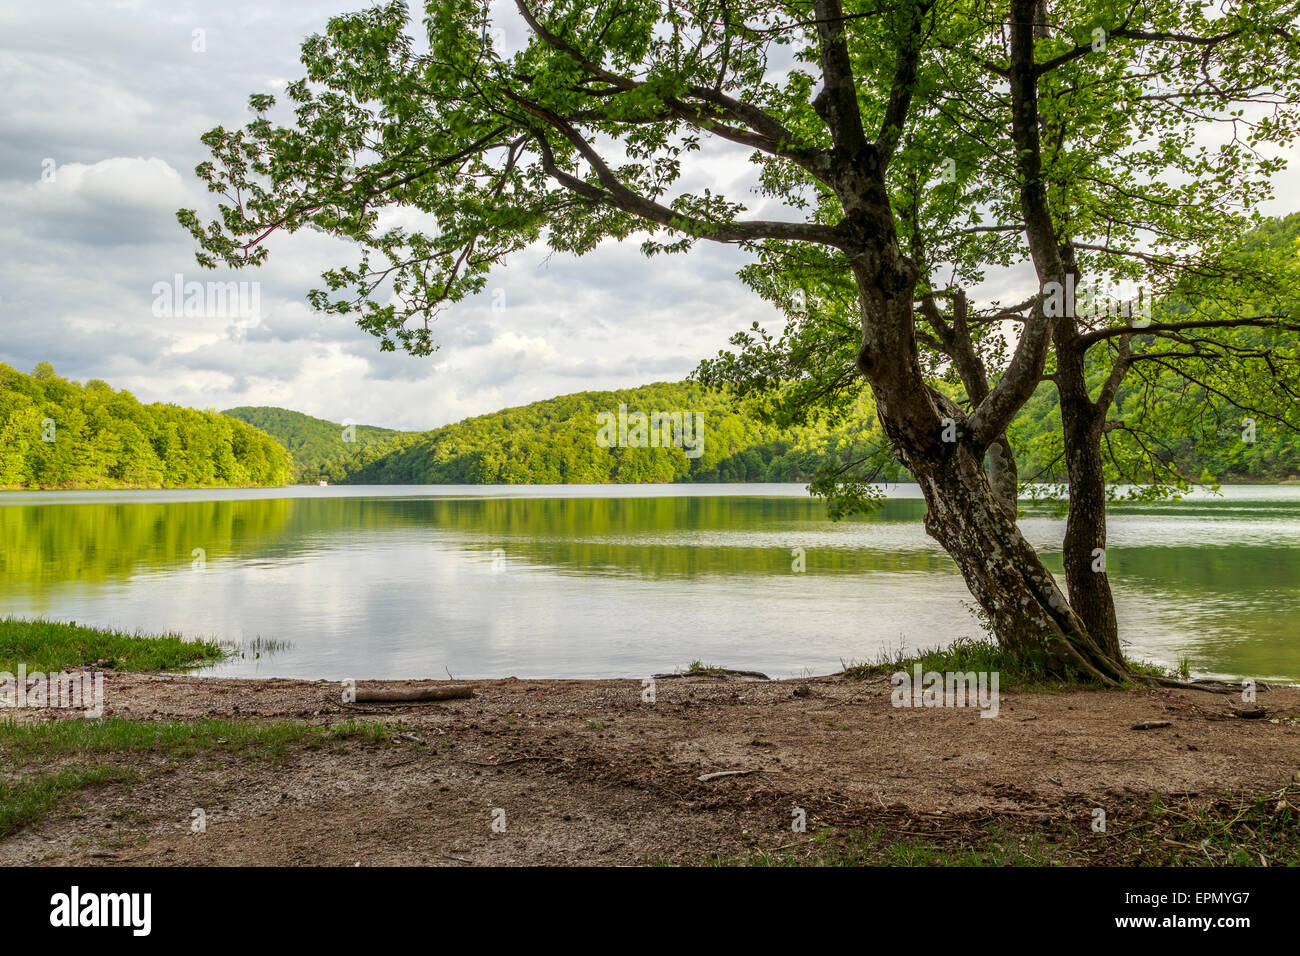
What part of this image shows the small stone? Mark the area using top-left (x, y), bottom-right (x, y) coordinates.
top-left (793, 683), bottom-right (811, 698)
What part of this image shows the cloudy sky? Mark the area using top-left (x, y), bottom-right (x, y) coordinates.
top-left (2, 2), bottom-right (1297, 430)
top-left (0, 0), bottom-right (792, 429)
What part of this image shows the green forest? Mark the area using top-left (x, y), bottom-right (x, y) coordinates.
top-left (0, 363), bottom-right (290, 489)
top-left (228, 377), bottom-right (1298, 489)
top-left (222, 406), bottom-right (417, 484)
top-left (335, 382), bottom-right (887, 485)
top-left (7, 211), bottom-right (1295, 492)
top-left (1011, 356), bottom-right (1300, 488)
top-left (3, 361), bottom-right (1295, 493)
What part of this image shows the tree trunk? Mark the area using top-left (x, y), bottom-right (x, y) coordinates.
top-left (926, 290), bottom-right (1020, 516)
top-left (828, 96), bottom-right (1128, 682)
top-left (1052, 300), bottom-right (1123, 663)
top-left (846, 249), bottom-right (1127, 683)
top-left (986, 436), bottom-right (1019, 516)
top-left (1058, 424), bottom-right (1121, 661)
top-left (908, 436), bottom-right (1128, 683)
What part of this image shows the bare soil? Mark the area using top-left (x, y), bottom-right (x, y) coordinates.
top-left (3, 672), bottom-right (1298, 866)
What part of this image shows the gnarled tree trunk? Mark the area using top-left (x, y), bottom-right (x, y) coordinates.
top-left (842, 217), bottom-right (1128, 683)
top-left (907, 439), bottom-right (1127, 683)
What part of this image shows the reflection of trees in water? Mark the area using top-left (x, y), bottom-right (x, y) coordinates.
top-left (0, 499), bottom-right (295, 585)
top-left (403, 496), bottom-right (947, 578)
top-left (4, 494), bottom-right (1297, 678)
top-left (22, 494), bottom-right (1300, 590)
top-left (15, 495), bottom-right (1295, 590)
top-left (1097, 545), bottom-right (1300, 593)
top-left (1105, 545), bottom-right (1300, 680)
top-left (0, 495), bottom-right (943, 587)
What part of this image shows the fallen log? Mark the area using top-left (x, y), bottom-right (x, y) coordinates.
top-left (1149, 676), bottom-right (1271, 694)
top-left (653, 668), bottom-right (770, 681)
top-left (1230, 706), bottom-right (1269, 719)
top-left (354, 683), bottom-right (474, 703)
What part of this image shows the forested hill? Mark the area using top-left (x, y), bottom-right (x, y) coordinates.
top-left (339, 382), bottom-right (894, 485)
top-left (6, 366), bottom-right (1293, 492)
top-left (221, 407), bottom-right (420, 483)
top-left (223, 385), bottom-right (867, 485)
top-left (0, 363), bottom-right (290, 489)
top-left (324, 376), bottom-right (1300, 487)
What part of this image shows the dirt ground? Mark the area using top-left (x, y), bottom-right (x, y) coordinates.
top-left (3, 672), bottom-right (1298, 866)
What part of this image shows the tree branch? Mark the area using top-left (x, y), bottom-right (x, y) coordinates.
top-left (520, 103), bottom-right (844, 246)
top-left (968, 0), bottom-right (1060, 448)
top-left (1076, 313), bottom-right (1300, 348)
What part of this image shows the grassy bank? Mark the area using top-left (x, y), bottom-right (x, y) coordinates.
top-left (0, 617), bottom-right (224, 673)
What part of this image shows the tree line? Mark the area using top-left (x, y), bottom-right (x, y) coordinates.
top-left (238, 377), bottom-right (1298, 488)
top-left (4, 361), bottom-right (1294, 493)
top-left (0, 363), bottom-right (290, 489)
top-left (222, 406), bottom-right (415, 484)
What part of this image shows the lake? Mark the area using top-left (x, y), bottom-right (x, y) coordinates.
top-left (0, 483), bottom-right (1296, 681)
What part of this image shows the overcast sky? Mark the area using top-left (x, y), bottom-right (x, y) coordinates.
top-left (2, 2), bottom-right (1296, 430)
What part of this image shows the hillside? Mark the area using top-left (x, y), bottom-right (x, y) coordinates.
top-left (0, 363), bottom-right (290, 489)
top-left (221, 407), bottom-right (419, 483)
top-left (5, 364), bottom-right (1293, 492)
top-left (342, 382), bottom-right (905, 485)
top-left (320, 372), bottom-right (1300, 487)
top-left (236, 210), bottom-right (1300, 489)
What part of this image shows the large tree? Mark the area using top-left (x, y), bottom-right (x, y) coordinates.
top-left (181, 0), bottom-right (1300, 682)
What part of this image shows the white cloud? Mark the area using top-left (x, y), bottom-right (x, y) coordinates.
top-left (8, 156), bottom-right (195, 244)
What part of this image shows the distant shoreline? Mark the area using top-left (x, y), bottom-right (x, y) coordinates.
top-left (2, 478), bottom-right (1297, 495)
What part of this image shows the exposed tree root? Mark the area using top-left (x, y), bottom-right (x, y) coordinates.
top-left (1143, 676), bottom-right (1270, 695)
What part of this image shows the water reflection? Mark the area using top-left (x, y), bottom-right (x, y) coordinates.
top-left (0, 484), bottom-right (1295, 681)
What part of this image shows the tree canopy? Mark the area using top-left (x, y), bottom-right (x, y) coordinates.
top-left (223, 406), bottom-right (417, 483)
top-left (0, 364), bottom-right (291, 489)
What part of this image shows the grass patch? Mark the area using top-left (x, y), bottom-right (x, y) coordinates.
top-left (840, 637), bottom-right (1188, 691)
top-left (703, 787), bottom-right (1300, 866)
top-left (1128, 790), bottom-right (1300, 866)
top-left (0, 716), bottom-right (394, 837)
top-left (705, 824), bottom-right (1056, 867)
top-left (687, 660), bottom-right (727, 676)
top-left (0, 617), bottom-right (224, 673)
top-left (329, 719), bottom-right (393, 742)
top-left (839, 637), bottom-right (1070, 690)
top-left (0, 764), bottom-right (136, 839)
top-left (0, 717), bottom-right (318, 764)
top-left (1124, 657), bottom-right (1172, 679)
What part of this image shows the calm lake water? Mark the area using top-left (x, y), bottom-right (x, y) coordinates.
top-left (0, 483), bottom-right (1296, 681)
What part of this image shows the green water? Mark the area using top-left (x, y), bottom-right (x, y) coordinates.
top-left (0, 483), bottom-right (1295, 681)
